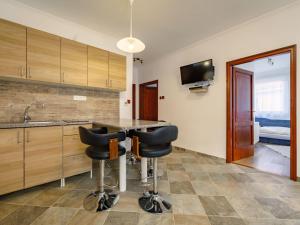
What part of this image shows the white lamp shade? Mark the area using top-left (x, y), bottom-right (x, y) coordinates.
top-left (117, 37), bottom-right (145, 53)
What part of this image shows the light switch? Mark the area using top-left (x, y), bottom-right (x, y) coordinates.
top-left (73, 95), bottom-right (87, 101)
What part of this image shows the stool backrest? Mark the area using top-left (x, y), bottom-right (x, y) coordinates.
top-left (79, 126), bottom-right (125, 147)
top-left (136, 125), bottom-right (178, 146)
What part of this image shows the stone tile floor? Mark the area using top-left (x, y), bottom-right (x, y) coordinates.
top-left (1, 148), bottom-right (300, 225)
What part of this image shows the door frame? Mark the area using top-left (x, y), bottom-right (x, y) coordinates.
top-left (226, 45), bottom-right (297, 180)
top-left (139, 80), bottom-right (158, 120)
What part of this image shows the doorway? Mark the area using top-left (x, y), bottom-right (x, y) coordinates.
top-left (226, 45), bottom-right (297, 180)
top-left (139, 80), bottom-right (158, 121)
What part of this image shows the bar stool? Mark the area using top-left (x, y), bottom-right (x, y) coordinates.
top-left (79, 126), bottom-right (126, 212)
top-left (133, 125), bottom-right (178, 213)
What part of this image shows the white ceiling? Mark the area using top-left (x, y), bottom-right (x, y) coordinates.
top-left (236, 53), bottom-right (290, 76)
top-left (15, 0), bottom-right (297, 60)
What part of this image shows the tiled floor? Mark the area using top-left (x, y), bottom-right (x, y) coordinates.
top-left (1, 148), bottom-right (300, 225)
top-left (235, 143), bottom-right (290, 177)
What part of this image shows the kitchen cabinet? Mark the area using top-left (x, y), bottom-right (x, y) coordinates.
top-left (27, 28), bottom-right (61, 83)
top-left (61, 38), bottom-right (87, 86)
top-left (24, 126), bottom-right (62, 188)
top-left (88, 46), bottom-right (109, 88)
top-left (63, 124), bottom-right (92, 178)
top-left (0, 128), bottom-right (24, 195)
top-left (109, 52), bottom-right (126, 91)
top-left (0, 19), bottom-right (26, 79)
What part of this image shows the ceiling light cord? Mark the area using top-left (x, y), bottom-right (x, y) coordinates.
top-left (130, 0), bottom-right (133, 37)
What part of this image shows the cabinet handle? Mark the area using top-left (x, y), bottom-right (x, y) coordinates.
top-left (62, 72), bottom-right (65, 83)
top-left (110, 80), bottom-right (112, 87)
top-left (19, 66), bottom-right (23, 77)
top-left (17, 131), bottom-right (21, 144)
top-left (26, 130), bottom-right (30, 143)
top-left (22, 67), bottom-right (25, 77)
top-left (106, 80), bottom-right (108, 87)
top-left (28, 67), bottom-right (31, 79)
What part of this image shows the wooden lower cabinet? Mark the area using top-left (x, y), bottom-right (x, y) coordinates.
top-left (24, 126), bottom-right (62, 188)
top-left (0, 128), bottom-right (24, 195)
top-left (63, 124), bottom-right (92, 178)
top-left (63, 154), bottom-right (91, 178)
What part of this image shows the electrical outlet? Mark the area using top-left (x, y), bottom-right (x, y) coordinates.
top-left (73, 95), bottom-right (87, 101)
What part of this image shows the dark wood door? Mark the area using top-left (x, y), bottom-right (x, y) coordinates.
top-left (233, 67), bottom-right (254, 161)
top-left (132, 84), bottom-right (136, 119)
top-left (143, 87), bottom-right (158, 121)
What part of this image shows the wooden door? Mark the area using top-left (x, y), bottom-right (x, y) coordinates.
top-left (132, 84), bottom-right (136, 119)
top-left (233, 68), bottom-right (254, 161)
top-left (88, 46), bottom-right (109, 88)
top-left (25, 126), bottom-right (62, 188)
top-left (0, 128), bottom-right (24, 195)
top-left (27, 28), bottom-right (61, 83)
top-left (109, 52), bottom-right (126, 91)
top-left (61, 38), bottom-right (87, 86)
top-left (140, 84), bottom-right (158, 121)
top-left (0, 19), bottom-right (26, 79)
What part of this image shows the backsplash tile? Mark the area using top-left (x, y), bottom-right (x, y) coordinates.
top-left (0, 80), bottom-right (119, 122)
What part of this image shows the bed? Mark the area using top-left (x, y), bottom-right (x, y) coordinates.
top-left (255, 117), bottom-right (290, 146)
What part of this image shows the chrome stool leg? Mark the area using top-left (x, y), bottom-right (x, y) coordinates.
top-left (139, 158), bottom-right (171, 213)
top-left (84, 160), bottom-right (119, 212)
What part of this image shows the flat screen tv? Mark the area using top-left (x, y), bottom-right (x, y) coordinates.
top-left (180, 59), bottom-right (214, 85)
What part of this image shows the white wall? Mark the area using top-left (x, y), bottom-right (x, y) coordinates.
top-left (137, 1), bottom-right (300, 174)
top-left (0, 0), bottom-right (132, 119)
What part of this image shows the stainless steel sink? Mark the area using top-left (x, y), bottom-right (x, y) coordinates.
top-left (24, 121), bottom-right (58, 125)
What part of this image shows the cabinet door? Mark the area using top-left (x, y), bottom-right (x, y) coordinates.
top-left (0, 129), bottom-right (24, 195)
top-left (63, 154), bottom-right (91, 178)
top-left (0, 19), bottom-right (26, 79)
top-left (63, 134), bottom-right (87, 156)
top-left (25, 126), bottom-right (62, 188)
top-left (109, 53), bottom-right (126, 91)
top-left (88, 46), bottom-right (109, 88)
top-left (27, 28), bottom-right (61, 83)
top-left (61, 38), bottom-right (87, 86)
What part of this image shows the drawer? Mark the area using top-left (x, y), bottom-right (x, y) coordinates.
top-left (63, 134), bottom-right (87, 156)
top-left (63, 124), bottom-right (92, 136)
top-left (63, 154), bottom-right (91, 178)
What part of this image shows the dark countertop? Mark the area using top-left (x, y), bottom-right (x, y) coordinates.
top-left (0, 120), bottom-right (93, 129)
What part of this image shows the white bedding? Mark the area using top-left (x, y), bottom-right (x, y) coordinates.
top-left (259, 126), bottom-right (290, 140)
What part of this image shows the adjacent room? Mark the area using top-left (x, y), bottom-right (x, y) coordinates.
top-left (0, 1), bottom-right (300, 225)
top-left (234, 53), bottom-right (291, 177)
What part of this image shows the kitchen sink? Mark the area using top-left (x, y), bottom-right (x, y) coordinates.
top-left (24, 121), bottom-right (59, 125)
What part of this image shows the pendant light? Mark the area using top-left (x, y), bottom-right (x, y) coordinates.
top-left (117, 0), bottom-right (145, 53)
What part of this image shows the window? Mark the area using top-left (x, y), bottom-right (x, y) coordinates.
top-left (255, 80), bottom-right (285, 112)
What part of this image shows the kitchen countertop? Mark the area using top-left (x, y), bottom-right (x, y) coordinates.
top-left (94, 119), bottom-right (170, 130)
top-left (0, 120), bottom-right (93, 129)
top-left (0, 119), bottom-right (171, 129)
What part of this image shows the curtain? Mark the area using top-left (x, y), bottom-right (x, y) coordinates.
top-left (254, 75), bottom-right (290, 120)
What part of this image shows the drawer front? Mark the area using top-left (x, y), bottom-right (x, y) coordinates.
top-left (63, 134), bottom-right (87, 156)
top-left (63, 154), bottom-right (91, 178)
top-left (63, 124), bottom-right (92, 136)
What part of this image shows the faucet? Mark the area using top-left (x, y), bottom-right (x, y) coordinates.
top-left (24, 106), bottom-right (31, 123)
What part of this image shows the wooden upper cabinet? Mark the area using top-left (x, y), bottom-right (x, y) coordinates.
top-left (0, 128), bottom-right (24, 195)
top-left (27, 28), bottom-right (61, 83)
top-left (61, 39), bottom-right (87, 86)
top-left (24, 126), bottom-right (62, 188)
top-left (0, 19), bottom-right (26, 79)
top-left (109, 53), bottom-right (126, 91)
top-left (88, 46), bottom-right (109, 88)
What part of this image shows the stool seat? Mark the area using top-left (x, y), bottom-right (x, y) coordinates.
top-left (86, 145), bottom-right (126, 160)
top-left (139, 143), bottom-right (172, 158)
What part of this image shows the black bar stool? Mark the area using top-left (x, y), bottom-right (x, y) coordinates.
top-left (79, 126), bottom-right (126, 212)
top-left (133, 125), bottom-right (178, 213)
